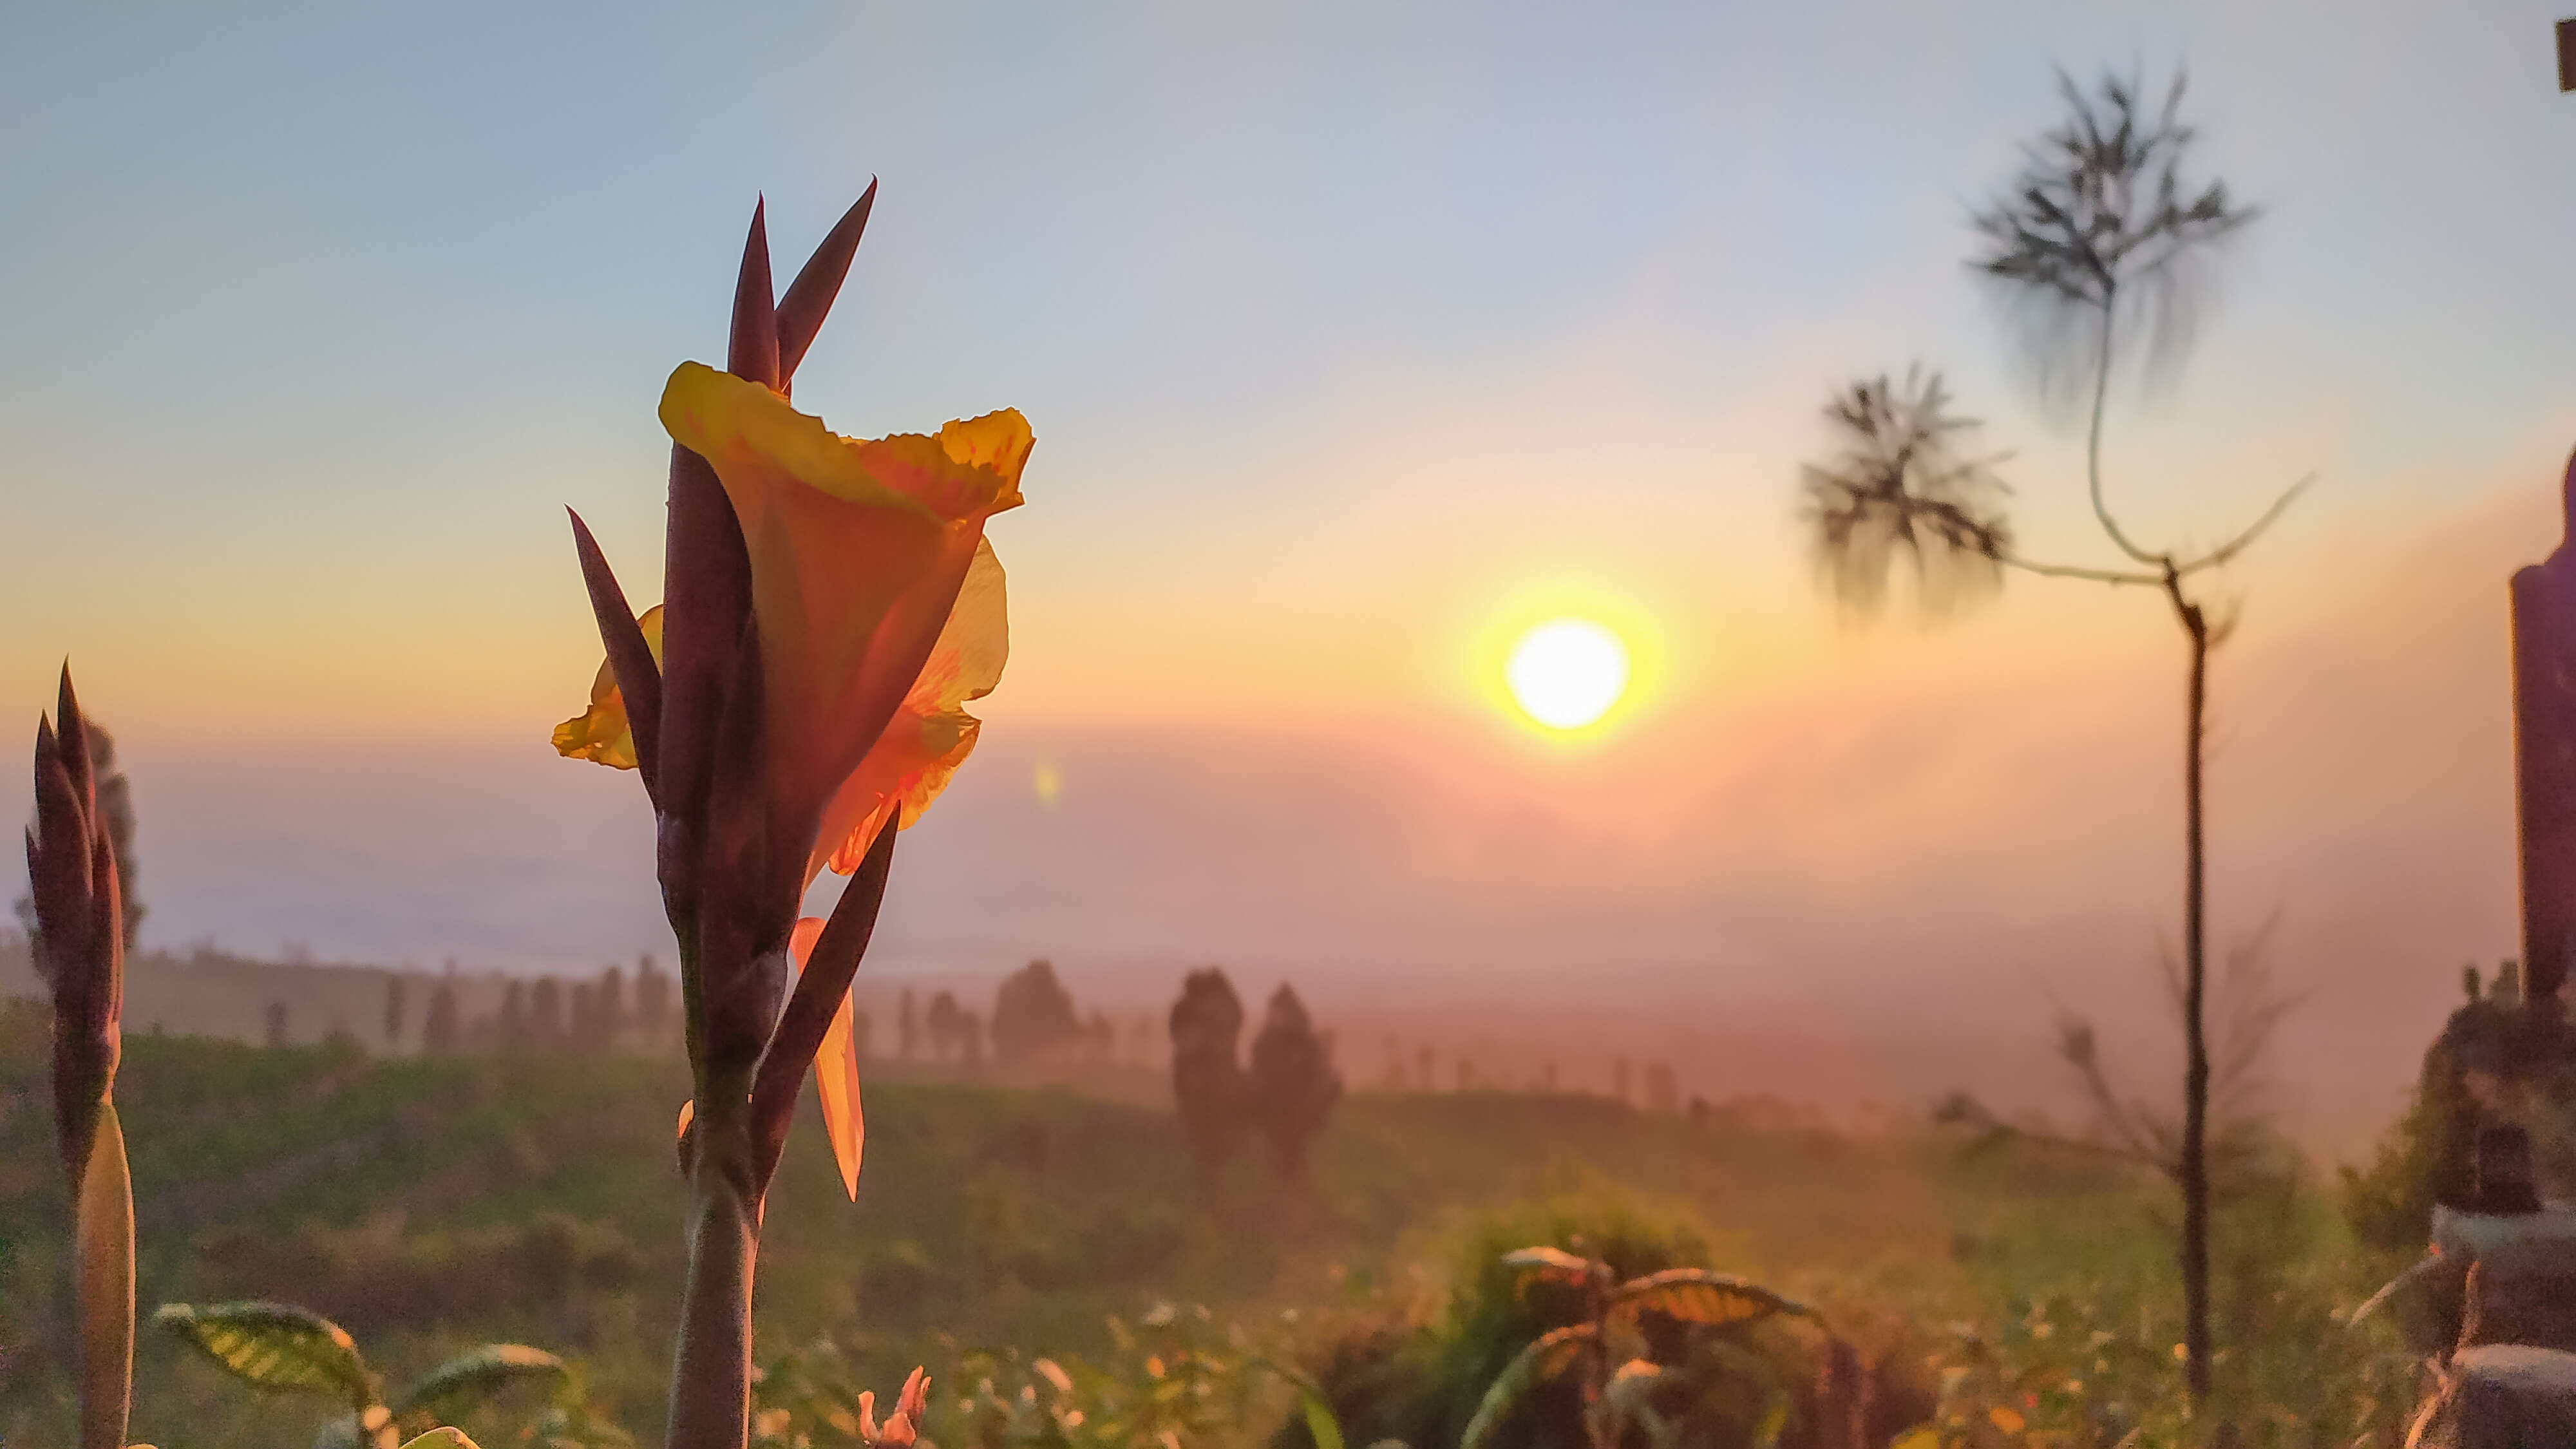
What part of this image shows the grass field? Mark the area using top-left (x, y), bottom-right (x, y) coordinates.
top-left (0, 1001), bottom-right (2423, 1447)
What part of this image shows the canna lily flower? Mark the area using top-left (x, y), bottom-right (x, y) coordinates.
top-left (555, 187), bottom-right (1024, 1449)
top-left (654, 361), bottom-right (1025, 878)
top-left (560, 373), bottom-right (1023, 891)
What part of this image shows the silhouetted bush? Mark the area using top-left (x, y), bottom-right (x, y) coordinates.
top-left (992, 958), bottom-right (1083, 1065)
top-left (1247, 984), bottom-right (1340, 1188)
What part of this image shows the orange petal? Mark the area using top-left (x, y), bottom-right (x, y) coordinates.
top-left (788, 915), bottom-right (865, 1198)
top-left (809, 538), bottom-right (1009, 880)
top-left (553, 605), bottom-right (666, 770)
top-left (815, 988), bottom-right (865, 1198)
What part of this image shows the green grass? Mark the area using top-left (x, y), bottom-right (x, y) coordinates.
top-left (0, 1003), bottom-right (2417, 1447)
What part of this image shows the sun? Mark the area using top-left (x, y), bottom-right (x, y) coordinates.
top-left (1505, 618), bottom-right (1631, 730)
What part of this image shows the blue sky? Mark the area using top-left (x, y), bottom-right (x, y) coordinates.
top-left (3, 3), bottom-right (2573, 1132)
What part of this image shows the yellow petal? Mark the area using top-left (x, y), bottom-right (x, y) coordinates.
top-left (552, 605), bottom-right (665, 770)
top-left (660, 363), bottom-right (1025, 523)
top-left (934, 411), bottom-right (1034, 510)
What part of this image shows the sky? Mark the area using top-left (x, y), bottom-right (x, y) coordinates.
top-left (5, 2), bottom-right (2574, 1144)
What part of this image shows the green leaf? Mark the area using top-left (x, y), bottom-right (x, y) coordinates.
top-left (393, 1345), bottom-right (571, 1420)
top-left (1242, 1354), bottom-right (1347, 1449)
top-left (1609, 1270), bottom-right (1810, 1329)
top-left (1296, 1385), bottom-right (1345, 1449)
top-left (151, 1300), bottom-right (376, 1410)
top-left (75, 1103), bottom-right (135, 1449)
top-left (1459, 1324), bottom-right (1595, 1449)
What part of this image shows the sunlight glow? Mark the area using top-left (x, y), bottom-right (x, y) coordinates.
top-left (1505, 619), bottom-right (1630, 730)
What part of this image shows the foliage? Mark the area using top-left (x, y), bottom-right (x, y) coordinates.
top-left (153, 1298), bottom-right (616, 1449)
top-left (1967, 68), bottom-right (2253, 414)
top-left (1456, 1249), bottom-right (1813, 1449)
top-left (1797, 368), bottom-right (2013, 617)
top-left (1929, 1129), bottom-right (2423, 1447)
top-left (1302, 1191), bottom-right (1853, 1449)
top-left (752, 1306), bottom-right (1342, 1449)
top-left (2340, 1082), bottom-right (2445, 1261)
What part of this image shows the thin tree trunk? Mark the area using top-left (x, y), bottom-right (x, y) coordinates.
top-left (2166, 568), bottom-right (2213, 1406)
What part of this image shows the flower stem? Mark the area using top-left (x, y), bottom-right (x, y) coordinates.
top-left (667, 1089), bottom-right (759, 1449)
top-left (73, 1100), bottom-right (133, 1449)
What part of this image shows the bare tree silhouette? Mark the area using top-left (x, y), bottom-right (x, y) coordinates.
top-left (1798, 66), bottom-right (2303, 1403)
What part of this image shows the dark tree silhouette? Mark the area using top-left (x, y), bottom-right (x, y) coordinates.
top-left (498, 981), bottom-right (531, 1053)
top-left (383, 975), bottom-right (408, 1047)
top-left (1247, 984), bottom-right (1341, 1188)
top-left (1797, 67), bottom-right (2292, 1403)
top-left (990, 958), bottom-right (1082, 1065)
top-left (422, 983), bottom-right (460, 1055)
top-left (1169, 967), bottom-right (1251, 1196)
top-left (1643, 1062), bottom-right (1678, 1114)
top-left (531, 976), bottom-right (565, 1048)
top-left (568, 983), bottom-right (595, 1053)
top-left (926, 990), bottom-right (963, 1062)
top-left (898, 987), bottom-right (920, 1060)
top-left (635, 956), bottom-right (673, 1045)
top-left (599, 965), bottom-right (627, 1049)
top-left (264, 999), bottom-right (289, 1048)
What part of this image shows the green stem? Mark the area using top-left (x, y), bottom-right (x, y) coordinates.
top-left (667, 1090), bottom-right (759, 1449)
top-left (75, 1100), bottom-right (134, 1449)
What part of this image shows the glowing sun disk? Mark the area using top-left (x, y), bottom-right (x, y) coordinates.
top-left (1506, 619), bottom-right (1630, 730)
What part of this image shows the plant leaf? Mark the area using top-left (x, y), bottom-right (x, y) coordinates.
top-left (1460, 1323), bottom-right (1595, 1449)
top-left (75, 1102), bottom-right (135, 1449)
top-left (1248, 1356), bottom-right (1346, 1449)
top-left (1611, 1270), bottom-right (1810, 1329)
top-left (152, 1300), bottom-right (375, 1409)
top-left (393, 1345), bottom-right (571, 1419)
top-left (1298, 1387), bottom-right (1346, 1449)
top-left (1500, 1245), bottom-right (1605, 1293)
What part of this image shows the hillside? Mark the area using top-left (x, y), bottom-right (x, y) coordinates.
top-left (1, 1001), bottom-right (2407, 1446)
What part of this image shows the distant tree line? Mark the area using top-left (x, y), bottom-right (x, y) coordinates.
top-left (360, 956), bottom-right (685, 1057)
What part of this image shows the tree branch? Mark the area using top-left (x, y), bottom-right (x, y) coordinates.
top-left (1998, 552), bottom-right (2166, 587)
top-left (2172, 473), bottom-right (2316, 578)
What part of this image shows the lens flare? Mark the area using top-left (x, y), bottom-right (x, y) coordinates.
top-left (1506, 619), bottom-right (1630, 730)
